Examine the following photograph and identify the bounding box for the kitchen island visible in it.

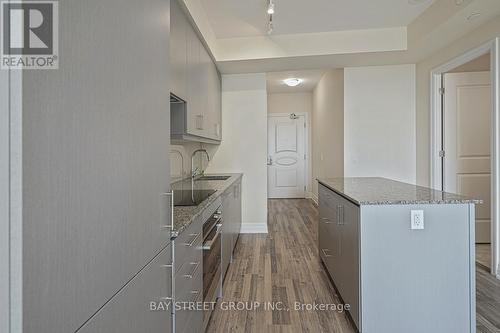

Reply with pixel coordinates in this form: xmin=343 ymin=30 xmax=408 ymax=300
xmin=317 ymin=177 xmax=481 ymax=333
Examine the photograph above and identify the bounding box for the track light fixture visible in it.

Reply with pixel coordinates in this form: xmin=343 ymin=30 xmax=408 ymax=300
xmin=267 ymin=0 xmax=274 ymax=35
xmin=267 ymin=1 xmax=275 ymax=14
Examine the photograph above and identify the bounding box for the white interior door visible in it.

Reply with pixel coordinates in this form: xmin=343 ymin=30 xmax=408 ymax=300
xmin=444 ymin=71 xmax=491 ymax=243
xmin=268 ymin=114 xmax=306 ymax=198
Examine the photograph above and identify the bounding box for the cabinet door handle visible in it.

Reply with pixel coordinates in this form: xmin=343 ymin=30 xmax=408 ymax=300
xmin=189 ymin=290 xmax=200 ymax=302
xmin=337 ymin=205 xmax=342 ymax=225
xmin=184 ymin=232 xmax=201 ymax=247
xmin=162 ymin=191 xmax=174 ymax=231
xmin=196 ymin=115 xmax=204 ymax=130
xmin=321 ymin=248 xmax=332 ymax=257
xmin=183 ymin=262 xmax=200 ymax=279
xmin=321 ymin=217 xmax=332 ymax=224
xmin=340 ymin=205 xmax=344 ymax=225
xmin=160 ymin=263 xmax=173 ymax=300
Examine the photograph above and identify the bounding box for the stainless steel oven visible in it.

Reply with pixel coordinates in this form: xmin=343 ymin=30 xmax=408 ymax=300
xmin=202 ymin=207 xmax=222 ymax=328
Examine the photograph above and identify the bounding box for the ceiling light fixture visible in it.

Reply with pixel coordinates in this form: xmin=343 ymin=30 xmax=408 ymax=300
xmin=268 ymin=21 xmax=273 ymax=35
xmin=283 ymin=78 xmax=302 ymax=87
xmin=267 ymin=1 xmax=275 ymax=15
xmin=267 ymin=0 xmax=274 ymax=35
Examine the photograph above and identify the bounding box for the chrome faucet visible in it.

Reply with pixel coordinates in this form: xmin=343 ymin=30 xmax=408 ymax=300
xmin=191 ymin=149 xmax=210 ymax=178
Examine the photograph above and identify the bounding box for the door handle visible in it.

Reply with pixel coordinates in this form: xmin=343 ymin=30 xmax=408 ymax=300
xmin=267 ymin=156 xmax=273 ymax=165
xmin=321 ymin=217 xmax=332 ymax=224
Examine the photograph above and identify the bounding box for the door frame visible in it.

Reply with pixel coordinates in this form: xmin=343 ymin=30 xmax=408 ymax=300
xmin=267 ymin=112 xmax=310 ymax=198
xmin=430 ymin=38 xmax=500 ymax=278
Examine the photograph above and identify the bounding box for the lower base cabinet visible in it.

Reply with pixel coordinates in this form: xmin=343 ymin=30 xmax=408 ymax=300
xmin=221 ymin=179 xmax=242 ymax=281
xmin=173 ymin=215 xmax=203 ymax=333
xmin=78 ymin=244 xmax=173 ymax=333
xmin=318 ymin=182 xmax=476 ymax=333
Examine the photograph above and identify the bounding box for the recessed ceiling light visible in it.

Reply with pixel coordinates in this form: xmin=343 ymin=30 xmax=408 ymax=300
xmin=455 ymin=0 xmax=464 ymax=5
xmin=283 ymin=78 xmax=302 ymax=87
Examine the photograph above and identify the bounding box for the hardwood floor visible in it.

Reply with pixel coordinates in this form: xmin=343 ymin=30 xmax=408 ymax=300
xmin=207 ymin=199 xmax=355 ymax=333
xmin=477 ymin=264 xmax=500 ymax=333
xmin=476 ymin=244 xmax=492 ymax=270
xmin=206 ymin=199 xmax=500 ymax=333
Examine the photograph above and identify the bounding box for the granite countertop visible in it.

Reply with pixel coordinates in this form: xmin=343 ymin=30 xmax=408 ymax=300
xmin=171 ymin=173 xmax=243 ymax=237
xmin=317 ymin=177 xmax=482 ymax=205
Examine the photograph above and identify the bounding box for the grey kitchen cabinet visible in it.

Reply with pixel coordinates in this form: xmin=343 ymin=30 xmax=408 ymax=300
xmin=318 ymin=180 xmax=476 ymax=332
xmin=170 ymin=0 xmax=187 ymax=99
xmin=221 ymin=190 xmax=233 ymax=279
xmin=233 ymin=180 xmax=242 ymax=252
xmin=173 ymin=214 xmax=203 ymax=333
xmin=78 ymin=244 xmax=173 ymax=333
xmin=186 ymin=20 xmax=203 ymax=137
xmin=199 ymin=44 xmax=212 ymax=137
xmin=16 ymin=0 xmax=173 ymax=332
xmin=221 ymin=179 xmax=242 ymax=281
xmin=170 ymin=0 xmax=222 ymax=144
xmin=318 ymin=184 xmax=360 ymax=328
xmin=207 ymin=61 xmax=222 ymax=140
xmin=336 ymin=197 xmax=360 ymax=329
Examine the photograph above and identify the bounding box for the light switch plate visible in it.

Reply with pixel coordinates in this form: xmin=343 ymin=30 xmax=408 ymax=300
xmin=411 ymin=210 xmax=424 ymax=230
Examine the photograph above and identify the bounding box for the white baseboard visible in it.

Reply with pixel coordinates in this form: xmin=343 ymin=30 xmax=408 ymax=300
xmin=240 ymin=223 xmax=268 ymax=234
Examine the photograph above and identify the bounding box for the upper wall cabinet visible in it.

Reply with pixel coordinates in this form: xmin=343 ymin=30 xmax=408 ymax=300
xmin=170 ymin=0 xmax=187 ymax=99
xmin=170 ymin=0 xmax=221 ymax=144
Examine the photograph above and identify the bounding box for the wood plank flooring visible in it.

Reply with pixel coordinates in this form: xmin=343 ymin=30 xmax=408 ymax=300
xmin=207 ymin=199 xmax=355 ymax=333
xmin=477 ymin=264 xmax=500 ymax=333
xmin=206 ymin=199 xmax=500 ymax=333
xmin=476 ymin=244 xmax=492 ymax=270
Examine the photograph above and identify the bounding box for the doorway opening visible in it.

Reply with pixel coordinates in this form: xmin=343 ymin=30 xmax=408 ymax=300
xmin=267 ymin=113 xmax=309 ymax=199
xmin=430 ymin=39 xmax=500 ymax=278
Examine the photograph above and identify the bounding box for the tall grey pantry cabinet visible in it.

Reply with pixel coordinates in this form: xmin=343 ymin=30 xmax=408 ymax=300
xmin=7 ymin=0 xmax=173 ymax=332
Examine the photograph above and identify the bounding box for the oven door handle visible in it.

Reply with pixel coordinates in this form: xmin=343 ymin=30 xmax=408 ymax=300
xmin=202 ymin=227 xmax=221 ymax=250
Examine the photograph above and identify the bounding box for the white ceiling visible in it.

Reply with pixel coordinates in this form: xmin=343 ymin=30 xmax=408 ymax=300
xmin=266 ymin=69 xmax=326 ymax=93
xmin=200 ymin=0 xmax=435 ymax=38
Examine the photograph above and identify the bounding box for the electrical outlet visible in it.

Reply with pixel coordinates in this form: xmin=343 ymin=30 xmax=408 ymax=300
xmin=411 ymin=210 xmax=424 ymax=230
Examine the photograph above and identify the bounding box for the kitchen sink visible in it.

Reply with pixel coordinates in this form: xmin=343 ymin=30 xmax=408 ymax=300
xmin=196 ymin=175 xmax=231 ymax=181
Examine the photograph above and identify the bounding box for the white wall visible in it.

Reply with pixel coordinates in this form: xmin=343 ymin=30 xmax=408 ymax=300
xmin=267 ymin=92 xmax=313 ymax=198
xmin=344 ymin=65 xmax=416 ymax=184
xmin=311 ymin=70 xmax=345 ymax=201
xmin=205 ymin=73 xmax=268 ymax=233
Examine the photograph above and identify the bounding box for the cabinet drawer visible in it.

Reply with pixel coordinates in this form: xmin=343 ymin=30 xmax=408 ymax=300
xmin=175 ymin=259 xmax=202 ymax=304
xmin=78 ymin=244 xmax=173 ymax=333
xmin=319 ymin=184 xmax=340 ymax=210
xmin=175 ymin=268 xmax=203 ymax=333
xmin=175 ymin=217 xmax=203 ymax=274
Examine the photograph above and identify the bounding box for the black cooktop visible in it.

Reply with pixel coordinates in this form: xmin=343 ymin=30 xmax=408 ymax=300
xmin=173 ymin=189 xmax=216 ymax=206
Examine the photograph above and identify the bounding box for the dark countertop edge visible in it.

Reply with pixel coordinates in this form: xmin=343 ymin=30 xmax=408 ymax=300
xmin=317 ymin=178 xmax=482 ymax=206
xmin=170 ymin=173 xmax=243 ymax=238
